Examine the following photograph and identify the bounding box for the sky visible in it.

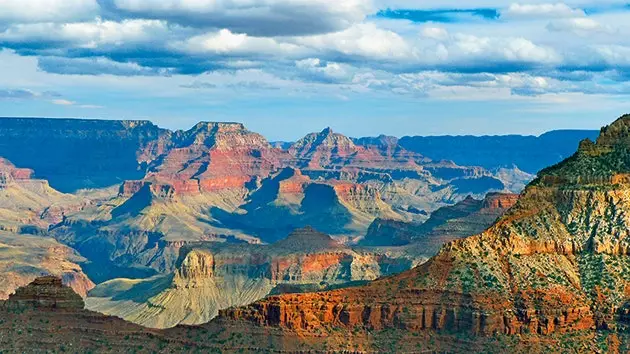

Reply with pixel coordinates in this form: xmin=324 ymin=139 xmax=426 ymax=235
xmin=0 ymin=1 xmax=629 ymax=140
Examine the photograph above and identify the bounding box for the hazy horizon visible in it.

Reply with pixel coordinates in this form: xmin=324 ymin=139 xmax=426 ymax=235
xmin=0 ymin=115 xmax=604 ymax=141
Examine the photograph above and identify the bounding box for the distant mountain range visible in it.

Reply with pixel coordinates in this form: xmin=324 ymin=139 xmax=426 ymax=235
xmin=396 ymin=130 xmax=600 ymax=174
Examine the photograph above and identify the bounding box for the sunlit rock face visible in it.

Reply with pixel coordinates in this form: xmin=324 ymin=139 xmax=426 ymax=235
xmin=85 ymin=226 xmax=414 ymax=328
xmin=216 ymin=115 xmax=630 ymax=350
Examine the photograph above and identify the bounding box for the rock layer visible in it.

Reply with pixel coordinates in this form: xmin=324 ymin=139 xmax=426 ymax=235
xmin=86 ymin=227 xmax=415 ymax=328
xmin=4 ymin=276 xmax=84 ymax=310
xmin=217 ymin=115 xmax=630 ymax=348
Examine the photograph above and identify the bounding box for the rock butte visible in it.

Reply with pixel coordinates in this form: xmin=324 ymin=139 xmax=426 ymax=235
xmin=44 ymin=118 xmax=523 ymax=287
xmin=0 ymin=116 xmax=618 ymax=353
xmin=212 ymin=115 xmax=630 ymax=351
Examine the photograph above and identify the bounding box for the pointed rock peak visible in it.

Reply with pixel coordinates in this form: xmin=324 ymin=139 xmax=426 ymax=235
xmin=0 ymin=157 xmax=15 ymax=168
xmin=320 ymin=127 xmax=333 ymax=136
xmin=290 ymin=127 xmax=357 ymax=157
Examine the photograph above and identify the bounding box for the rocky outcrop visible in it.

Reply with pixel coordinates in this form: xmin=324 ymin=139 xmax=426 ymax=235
xmin=217 ymin=115 xmax=630 ymax=347
xmin=361 ymin=192 xmax=518 ymax=248
xmin=86 ymin=227 xmax=415 ymax=328
xmin=0 ymin=158 xmax=33 ymax=188
xmin=0 ymin=276 xmax=608 ymax=353
xmin=0 ymin=231 xmax=95 ymax=299
xmin=145 ymin=122 xmax=291 ymax=196
xmin=4 ymin=276 xmax=84 ymax=310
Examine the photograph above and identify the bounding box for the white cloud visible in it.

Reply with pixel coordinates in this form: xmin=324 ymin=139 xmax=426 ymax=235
xmin=421 ymin=27 xmax=449 ymax=41
xmin=295 ymin=58 xmax=356 ymax=83
xmin=416 ymin=30 xmax=562 ymax=67
xmin=110 ymin=0 xmax=374 ymax=36
xmin=37 ymin=56 xmax=170 ymax=76
xmin=51 ymin=99 xmax=76 ymax=105
xmin=296 ymin=23 xmax=414 ymax=60
xmin=593 ymin=45 xmax=630 ymax=67
xmin=173 ymin=29 xmax=306 ymax=57
xmin=547 ymin=18 xmax=613 ymax=34
xmin=502 ymin=3 xmax=585 ymax=19
xmin=0 ymin=0 xmax=99 ymax=23
xmin=0 ymin=19 xmax=170 ymax=48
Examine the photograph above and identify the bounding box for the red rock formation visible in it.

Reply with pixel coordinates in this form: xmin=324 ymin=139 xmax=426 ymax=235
xmin=0 ymin=158 xmax=34 ymax=189
xmin=4 ymin=276 xmax=85 ymax=310
xmin=482 ymin=192 xmax=519 ymax=210
xmin=219 ymin=116 xmax=630 ymax=344
xmin=289 ymin=128 xmax=425 ymax=170
xmin=143 ymin=122 xmax=291 ymax=195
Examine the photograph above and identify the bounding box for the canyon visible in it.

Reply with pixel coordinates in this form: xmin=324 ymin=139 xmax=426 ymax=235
xmin=0 ymin=116 xmax=606 ymax=351
xmin=212 ymin=114 xmax=630 ymax=352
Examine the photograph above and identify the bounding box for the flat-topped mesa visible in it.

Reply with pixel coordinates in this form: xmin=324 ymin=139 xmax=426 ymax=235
xmin=354 ymin=134 xmax=429 ymax=163
xmin=4 ymin=276 xmax=84 ymax=310
xmin=274 ymin=226 xmax=342 ymax=252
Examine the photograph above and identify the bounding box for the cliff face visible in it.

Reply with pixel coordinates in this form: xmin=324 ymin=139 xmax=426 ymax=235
xmin=361 ymin=192 xmax=518 ymax=249
xmin=216 ymin=115 xmax=630 ymax=349
xmin=0 ymin=231 xmax=95 ymax=299
xmin=0 ymin=118 xmax=168 ymax=192
xmin=85 ymin=227 xmax=415 ymax=328
xmin=0 ymin=158 xmax=95 ymax=299
xmin=0 ymin=118 xmax=524 ymax=284
xmin=142 ymin=122 xmax=292 ymax=195
xmin=2 ymin=277 xmax=617 ymax=353
xmin=3 ymin=276 xmax=84 ymax=310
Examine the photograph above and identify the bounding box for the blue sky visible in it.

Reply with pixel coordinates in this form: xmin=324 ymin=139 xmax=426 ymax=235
xmin=0 ymin=0 xmax=629 ymax=140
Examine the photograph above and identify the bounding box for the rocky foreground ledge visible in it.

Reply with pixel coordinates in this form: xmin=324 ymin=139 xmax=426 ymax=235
xmin=2 ymin=275 xmax=85 ymax=310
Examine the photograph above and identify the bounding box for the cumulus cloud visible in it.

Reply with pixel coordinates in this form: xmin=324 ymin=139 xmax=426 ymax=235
xmin=412 ymin=30 xmax=562 ymax=72
xmin=421 ymin=26 xmax=449 ymax=41
xmin=104 ymin=0 xmax=373 ymax=36
xmin=0 ymin=0 xmax=99 ymax=23
xmin=173 ymin=29 xmax=305 ymax=57
xmin=296 ymin=23 xmax=413 ymax=61
xmin=0 ymin=0 xmax=628 ymax=100
xmin=0 ymin=19 xmax=171 ymax=48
